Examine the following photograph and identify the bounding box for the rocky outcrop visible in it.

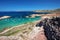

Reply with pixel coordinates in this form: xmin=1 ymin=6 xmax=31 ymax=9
xmin=36 ymin=17 xmax=60 ymax=40
xmin=0 ymin=16 xmax=10 ymax=20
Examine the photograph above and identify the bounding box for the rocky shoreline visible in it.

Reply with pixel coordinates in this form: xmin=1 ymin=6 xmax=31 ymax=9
xmin=0 ymin=12 xmax=60 ymax=40
xmin=29 ymin=13 xmax=60 ymax=40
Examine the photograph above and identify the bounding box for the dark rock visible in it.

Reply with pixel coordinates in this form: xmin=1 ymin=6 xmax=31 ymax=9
xmin=36 ymin=21 xmax=43 ymax=27
xmin=36 ymin=17 xmax=60 ymax=40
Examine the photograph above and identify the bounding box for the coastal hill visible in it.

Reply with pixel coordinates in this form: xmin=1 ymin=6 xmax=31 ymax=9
xmin=34 ymin=8 xmax=60 ymax=12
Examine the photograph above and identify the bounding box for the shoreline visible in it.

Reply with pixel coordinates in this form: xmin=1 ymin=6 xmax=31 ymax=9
xmin=0 ymin=13 xmax=59 ymax=34
xmin=0 ymin=23 xmax=27 ymax=34
xmin=0 ymin=18 xmax=41 ymax=34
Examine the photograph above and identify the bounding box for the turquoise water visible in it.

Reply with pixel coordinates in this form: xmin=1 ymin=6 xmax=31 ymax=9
xmin=0 ymin=16 xmax=41 ymax=31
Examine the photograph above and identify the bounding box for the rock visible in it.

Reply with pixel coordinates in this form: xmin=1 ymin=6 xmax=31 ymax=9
xmin=0 ymin=16 xmax=11 ymax=20
xmin=36 ymin=17 xmax=60 ymax=40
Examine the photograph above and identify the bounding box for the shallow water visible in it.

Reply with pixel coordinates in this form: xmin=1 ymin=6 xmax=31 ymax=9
xmin=0 ymin=11 xmax=49 ymax=31
xmin=0 ymin=16 xmax=41 ymax=31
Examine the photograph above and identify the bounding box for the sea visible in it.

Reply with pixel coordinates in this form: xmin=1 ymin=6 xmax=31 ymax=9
xmin=0 ymin=11 xmax=49 ymax=31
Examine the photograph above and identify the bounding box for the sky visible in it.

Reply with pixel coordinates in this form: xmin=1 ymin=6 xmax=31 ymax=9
xmin=0 ymin=0 xmax=60 ymax=11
